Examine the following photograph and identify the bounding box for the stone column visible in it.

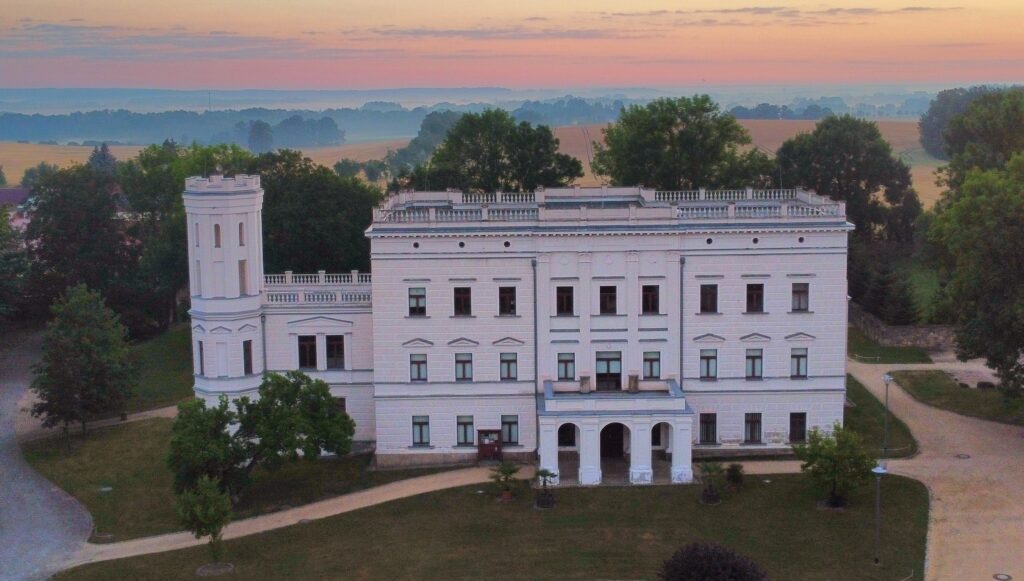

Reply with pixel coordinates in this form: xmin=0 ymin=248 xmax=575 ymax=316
xmin=629 ymin=419 xmax=653 ymax=484
xmin=671 ymin=419 xmax=694 ymax=483
xmin=578 ymin=418 xmax=602 ymax=485
xmin=537 ymin=419 xmax=560 ymax=486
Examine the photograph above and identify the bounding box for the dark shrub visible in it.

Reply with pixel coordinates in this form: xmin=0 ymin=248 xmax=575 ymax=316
xmin=977 ymin=381 xmax=996 ymax=389
xmin=958 ymin=382 xmax=970 ymax=389
xmin=659 ymin=542 xmax=768 ymax=581
xmin=726 ymin=463 xmax=744 ymax=489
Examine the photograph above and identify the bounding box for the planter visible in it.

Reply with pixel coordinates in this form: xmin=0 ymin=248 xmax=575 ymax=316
xmin=700 ymin=488 xmax=722 ymax=506
xmin=195 ymin=562 xmax=235 ymax=577
xmin=500 ymin=489 xmax=514 ymax=502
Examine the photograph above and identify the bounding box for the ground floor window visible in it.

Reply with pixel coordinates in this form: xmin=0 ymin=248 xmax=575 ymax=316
xmin=501 ymin=415 xmax=519 ymax=445
xmin=457 ymin=415 xmax=474 ymax=446
xmin=744 ymin=413 xmax=763 ymax=444
xmin=790 ymin=412 xmax=807 ymax=443
xmin=333 ymin=397 xmax=346 ymax=413
xmin=557 ymin=423 xmax=576 ymax=447
xmin=412 ymin=415 xmax=430 ymax=446
xmin=699 ymin=413 xmax=717 ymax=444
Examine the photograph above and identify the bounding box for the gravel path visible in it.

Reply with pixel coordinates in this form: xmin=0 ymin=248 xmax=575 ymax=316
xmin=0 ymin=329 xmax=92 ymax=581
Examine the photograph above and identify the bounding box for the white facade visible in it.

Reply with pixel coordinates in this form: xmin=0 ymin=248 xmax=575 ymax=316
xmin=186 ymin=177 xmax=852 ymax=485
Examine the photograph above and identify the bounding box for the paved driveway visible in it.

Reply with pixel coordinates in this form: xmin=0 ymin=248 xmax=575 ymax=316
xmin=848 ymin=360 xmax=1024 ymax=581
xmin=0 ymin=329 xmax=92 ymax=581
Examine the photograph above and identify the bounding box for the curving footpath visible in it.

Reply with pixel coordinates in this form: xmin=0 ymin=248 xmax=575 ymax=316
xmin=847 ymin=360 xmax=1024 ymax=581
xmin=0 ymin=330 xmax=92 ymax=581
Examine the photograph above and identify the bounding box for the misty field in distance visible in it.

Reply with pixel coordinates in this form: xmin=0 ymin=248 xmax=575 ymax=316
xmin=0 ymin=119 xmax=943 ymax=206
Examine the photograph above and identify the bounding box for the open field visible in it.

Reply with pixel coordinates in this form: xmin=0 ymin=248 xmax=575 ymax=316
xmin=1 ymin=119 xmax=944 ymax=206
xmin=56 ymin=474 xmax=929 ymax=581
xmin=891 ymin=370 xmax=1024 ymax=426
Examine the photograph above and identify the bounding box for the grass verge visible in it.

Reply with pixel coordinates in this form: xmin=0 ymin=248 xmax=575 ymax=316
xmin=845 ymin=375 xmax=918 ymax=458
xmin=848 ymin=327 xmax=932 ymax=364
xmin=891 ymin=370 xmax=1024 ymax=426
xmin=55 ymin=474 xmax=929 ymax=581
xmin=21 ymin=418 xmax=449 ymax=540
xmin=128 ymin=323 xmax=194 ymax=413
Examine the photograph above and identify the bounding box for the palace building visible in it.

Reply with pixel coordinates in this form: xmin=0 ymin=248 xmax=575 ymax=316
xmin=185 ymin=175 xmax=852 ymax=485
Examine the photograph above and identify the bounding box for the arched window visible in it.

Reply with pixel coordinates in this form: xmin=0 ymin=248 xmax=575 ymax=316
xmin=238 ymin=222 xmax=245 ymax=247
xmin=213 ymin=224 xmax=221 ymax=248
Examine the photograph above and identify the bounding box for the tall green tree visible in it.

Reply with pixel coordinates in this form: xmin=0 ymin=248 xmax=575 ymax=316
xmin=24 ymin=165 xmax=138 ymax=317
xmin=415 ymin=109 xmax=582 ymax=192
xmin=930 ymin=153 xmax=1024 ymax=394
xmin=0 ymin=165 xmax=6 ymax=186
xmin=333 ymin=158 xmax=362 ymax=178
xmin=919 ymin=85 xmax=1002 ymax=159
xmin=168 ymin=372 xmax=355 ymax=498
xmin=385 ymin=110 xmax=463 ymax=175
xmin=249 ymin=150 xmax=380 ymax=273
xmin=793 ymin=423 xmax=875 ymax=507
xmin=777 ymin=115 xmax=919 ymax=242
xmin=0 ymin=212 xmax=27 ymax=319
xmin=87 ymin=143 xmax=119 ymax=177
xmin=592 ymin=95 xmax=774 ymax=190
xmin=942 ymin=89 xmax=1024 ymax=191
xmin=30 ymin=285 xmax=137 ymax=435
xmin=21 ymin=161 xmax=59 ymax=191
xmin=176 ymin=475 xmax=233 ymax=563
xmin=247 ymin=120 xmax=274 ymax=154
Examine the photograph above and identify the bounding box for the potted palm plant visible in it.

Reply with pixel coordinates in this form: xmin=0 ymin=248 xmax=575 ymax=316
xmin=698 ymin=461 xmax=725 ymax=505
xmin=535 ymin=468 xmax=558 ymax=509
xmin=490 ymin=462 xmax=521 ymax=502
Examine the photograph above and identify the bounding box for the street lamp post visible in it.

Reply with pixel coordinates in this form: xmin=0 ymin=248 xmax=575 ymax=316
xmin=872 ymin=463 xmax=888 ymax=566
xmin=882 ymin=373 xmax=893 ymax=458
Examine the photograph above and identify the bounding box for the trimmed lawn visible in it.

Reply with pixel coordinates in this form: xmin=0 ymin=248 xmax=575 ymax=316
xmin=848 ymin=327 xmax=932 ymax=364
xmin=128 ymin=323 xmax=194 ymax=413
xmin=21 ymin=418 xmax=449 ymax=540
xmin=845 ymin=375 xmax=918 ymax=458
xmin=891 ymin=370 xmax=1024 ymax=426
xmin=56 ymin=474 xmax=929 ymax=581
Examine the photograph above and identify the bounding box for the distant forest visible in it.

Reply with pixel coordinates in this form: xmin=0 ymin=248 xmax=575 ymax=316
xmin=0 ymin=94 xmax=931 ymax=147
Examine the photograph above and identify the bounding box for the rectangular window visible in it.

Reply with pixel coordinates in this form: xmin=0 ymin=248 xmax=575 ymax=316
xmin=746 ymin=283 xmax=765 ymax=313
xmin=745 ymin=348 xmax=763 ymax=379
xmin=412 ymin=415 xmax=430 ymax=446
xmin=642 ymin=351 xmax=661 ymax=380
xmin=791 ymin=347 xmax=808 ymax=378
xmin=555 ymin=286 xmax=574 ymax=316
xmin=790 ymin=412 xmax=807 ymax=443
xmin=457 ymin=415 xmax=474 ymax=446
xmin=213 ymin=223 xmax=221 ymax=248
xmin=557 ymin=353 xmax=575 ymax=380
xmin=455 ymin=353 xmax=473 ymax=381
xmin=238 ymin=260 xmax=248 ymax=296
xmin=501 ymin=415 xmax=519 ymax=445
xmin=194 ymin=223 xmax=200 ymax=247
xmin=326 ymin=335 xmax=345 ymax=370
xmin=242 ymin=340 xmax=253 ymax=375
xmin=197 ymin=341 xmax=205 ymax=376
xmin=699 ymin=413 xmax=717 ymax=445
xmin=500 ymin=352 xmax=518 ymax=381
xmin=195 ymin=260 xmax=202 ymax=294
xmin=454 ymin=287 xmax=472 ymax=316
xmin=699 ymin=349 xmax=718 ymax=380
xmin=238 ymin=222 xmax=245 ymax=247
xmin=595 ymin=351 xmax=622 ymax=390
xmin=410 ymin=354 xmax=428 ymax=382
xmin=333 ymin=397 xmax=346 ymax=413
xmin=699 ymin=284 xmax=718 ymax=314
xmin=298 ymin=335 xmax=317 ymax=369
xmin=599 ymin=286 xmax=617 ymax=315
xmin=498 ymin=286 xmax=517 ymax=316
xmin=641 ymin=285 xmax=660 ymax=315
xmin=792 ymin=283 xmax=810 ymax=312
xmin=408 ymin=287 xmax=426 ymax=317
xmin=744 ymin=413 xmax=763 ymax=444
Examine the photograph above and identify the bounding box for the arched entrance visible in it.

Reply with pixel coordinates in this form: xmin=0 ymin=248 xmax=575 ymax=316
xmin=557 ymin=423 xmax=581 ymax=485
xmin=600 ymin=422 xmax=631 ymax=485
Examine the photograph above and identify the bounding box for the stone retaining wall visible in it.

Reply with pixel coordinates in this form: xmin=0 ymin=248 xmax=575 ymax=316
xmin=849 ymin=302 xmax=955 ymax=351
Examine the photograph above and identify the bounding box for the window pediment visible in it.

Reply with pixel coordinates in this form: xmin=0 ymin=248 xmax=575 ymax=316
xmin=286 ymin=316 xmax=354 ymax=329
xmin=447 ymin=337 xmax=480 ymax=347
xmin=492 ymin=337 xmax=525 ymax=346
xmin=785 ymin=332 xmax=816 ymax=341
xmin=693 ymin=333 xmax=725 ymax=343
xmin=402 ymin=338 xmax=434 ymax=348
xmin=740 ymin=332 xmax=771 ymax=342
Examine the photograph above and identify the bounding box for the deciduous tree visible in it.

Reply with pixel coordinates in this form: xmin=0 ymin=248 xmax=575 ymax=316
xmin=30 ymin=285 xmax=136 ymax=436
xmin=919 ymin=85 xmax=1002 ymax=159
xmin=176 ymin=475 xmax=233 ymax=563
xmin=592 ymin=95 xmax=774 ymax=190
xmin=793 ymin=423 xmax=874 ymax=507
xmin=0 ymin=214 xmax=27 ymax=319
xmin=943 ymin=89 xmax=1024 ymax=191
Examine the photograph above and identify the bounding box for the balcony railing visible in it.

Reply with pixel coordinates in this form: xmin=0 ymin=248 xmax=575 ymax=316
xmin=265 ymin=290 xmax=372 ymax=305
xmin=264 ymin=271 xmax=372 ymax=286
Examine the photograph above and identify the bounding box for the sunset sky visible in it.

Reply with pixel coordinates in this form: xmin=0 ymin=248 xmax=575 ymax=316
xmin=2 ymin=0 xmax=1022 ymax=88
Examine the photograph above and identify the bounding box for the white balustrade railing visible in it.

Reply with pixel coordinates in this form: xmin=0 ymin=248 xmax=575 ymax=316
xmin=436 ymin=208 xmax=482 ymax=222
xmin=488 ymin=208 xmax=538 ymax=221
xmin=265 ymin=290 xmax=371 ymax=305
xmin=501 ymin=192 xmax=535 ymax=203
xmin=677 ymin=205 xmax=729 ymax=219
xmin=264 ymin=271 xmax=372 ymax=287
xmin=462 ymin=192 xmax=497 ymax=204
